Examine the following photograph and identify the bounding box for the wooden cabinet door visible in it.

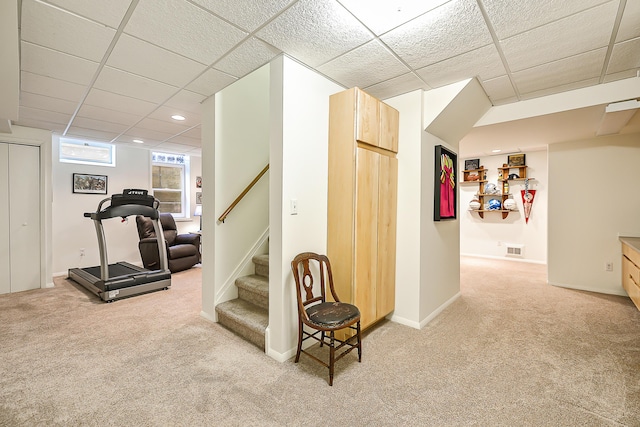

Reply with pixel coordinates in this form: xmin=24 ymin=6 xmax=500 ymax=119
xmin=355 ymin=89 xmax=379 ymax=147
xmin=379 ymin=102 xmax=399 ymax=153
xmin=376 ymin=155 xmax=397 ymax=318
xmin=354 ymin=147 xmax=379 ymax=327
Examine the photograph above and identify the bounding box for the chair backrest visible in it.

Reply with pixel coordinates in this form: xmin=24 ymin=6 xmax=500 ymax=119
xmin=291 ymin=252 xmax=341 ymax=320
xmin=136 ymin=213 xmax=177 ymax=246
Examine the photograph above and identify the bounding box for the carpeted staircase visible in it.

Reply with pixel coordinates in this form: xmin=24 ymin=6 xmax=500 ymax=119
xmin=215 ymin=254 xmax=269 ymax=350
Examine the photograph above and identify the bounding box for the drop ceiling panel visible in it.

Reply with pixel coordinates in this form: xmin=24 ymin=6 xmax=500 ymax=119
xmin=93 ymin=66 xmax=178 ymax=104
xmin=607 ymin=39 xmax=640 ymax=75
xmin=148 ymin=106 xmax=201 ymax=128
xmin=191 ymin=0 xmax=294 ymax=32
xmin=19 ymin=92 xmax=77 ymax=115
xmin=363 ymin=72 xmax=430 ymax=100
xmin=380 ymin=0 xmax=493 ymax=70
xmin=21 ymin=0 xmax=116 ymax=62
xmin=164 ymin=90 xmax=206 ymax=114
xmin=136 ymin=117 xmax=190 ymax=135
xmin=256 ymin=0 xmax=373 ymax=67
xmin=106 ymin=34 xmax=208 ymax=87
xmin=416 ymin=44 xmax=506 ymax=88
xmin=118 ymin=127 xmax=177 ymax=144
xmin=501 ymin=2 xmax=618 ymax=72
xmin=152 ymin=141 xmax=197 ymax=154
xmin=17 ymin=118 xmax=66 ymax=133
xmin=19 ymin=106 xmax=70 ymax=125
xmin=84 ymin=88 xmax=157 ymax=117
xmin=45 ymin=0 xmax=132 ymax=29
xmin=180 ymin=126 xmax=201 ymax=140
xmin=603 ymin=69 xmax=639 ymax=83
xmin=338 ymin=0 xmax=450 ymax=35
xmin=21 ymin=71 xmax=86 ymax=102
xmin=186 ymin=68 xmax=237 ymax=97
xmin=125 ymin=0 xmax=247 ymax=65
xmin=481 ymin=0 xmax=608 ymax=40
xmin=21 ymin=42 xmax=99 ymax=86
xmin=318 ymin=40 xmax=409 ymax=89
xmin=76 ymin=104 xmax=142 ymax=127
xmin=67 ymin=126 xmax=120 ymax=142
xmin=166 ymin=134 xmax=201 ymax=147
xmin=71 ymin=116 xmax=130 ymax=135
xmin=481 ymin=75 xmax=517 ymax=104
xmin=214 ymin=38 xmax=281 ymax=78
xmin=616 ymin=0 xmax=640 ymax=42
xmin=513 ymin=49 xmax=606 ymax=95
xmin=520 ymin=77 xmax=599 ymax=101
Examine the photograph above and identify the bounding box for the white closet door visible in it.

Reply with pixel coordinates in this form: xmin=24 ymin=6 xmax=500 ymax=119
xmin=0 ymin=144 xmax=9 ymax=294
xmin=8 ymin=144 xmax=40 ymax=292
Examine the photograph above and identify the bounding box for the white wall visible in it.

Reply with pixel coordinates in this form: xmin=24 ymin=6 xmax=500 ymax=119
xmin=548 ymin=133 xmax=640 ymax=296
xmin=52 ymin=136 xmax=201 ymax=275
xmin=267 ymin=56 xmax=343 ymax=360
xmin=460 ymin=149 xmax=548 ymax=263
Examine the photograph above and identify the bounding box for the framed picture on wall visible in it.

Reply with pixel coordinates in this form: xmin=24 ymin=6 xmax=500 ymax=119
xmin=508 ymin=153 xmax=526 ymax=166
xmin=196 ymin=176 xmax=202 ymax=188
xmin=434 ymin=145 xmax=457 ymax=221
xmin=72 ymin=173 xmax=108 ymax=194
xmin=464 ymin=158 xmax=479 ymax=171
xmin=196 ymin=192 xmax=202 ymax=204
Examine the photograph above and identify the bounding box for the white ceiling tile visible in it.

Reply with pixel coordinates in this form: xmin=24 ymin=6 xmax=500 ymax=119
xmin=180 ymin=126 xmax=201 ymax=140
xmin=21 ymin=42 xmax=99 ymax=86
xmin=93 ymin=66 xmax=178 ymax=104
xmin=107 ymin=34 xmax=208 ymax=87
xmin=71 ymin=116 xmax=130 ymax=135
xmin=20 ymin=92 xmax=77 ymax=115
xmin=21 ymin=0 xmax=116 ymax=62
xmin=166 ymin=134 xmax=201 ymax=147
xmin=363 ymin=72 xmax=430 ymax=100
xmin=603 ymin=69 xmax=639 ymax=83
xmin=66 ymin=126 xmax=120 ymax=142
xmin=186 ymin=68 xmax=237 ymax=97
xmin=84 ymin=88 xmax=157 ymax=117
xmin=191 ymin=0 xmax=294 ymax=32
xmin=256 ymin=0 xmax=373 ymax=67
xmin=513 ymin=49 xmax=606 ymax=95
xmin=19 ymin=106 xmax=70 ymax=125
xmin=617 ymin=0 xmax=640 ymax=42
xmin=481 ymin=75 xmax=516 ymax=103
xmin=136 ymin=117 xmax=190 ymax=135
xmin=519 ymin=77 xmax=599 ymax=101
xmin=21 ymin=71 xmax=86 ymax=102
xmin=482 ymin=0 xmax=609 ymax=40
xmin=120 ymin=127 xmax=177 ymax=143
xmin=214 ymin=38 xmax=281 ymax=78
xmin=15 ymin=117 xmax=66 ymax=133
xmin=76 ymin=104 xmax=143 ymax=127
xmin=148 ymin=106 xmax=201 ymax=128
xmin=164 ymin=90 xmax=206 ymax=114
xmin=501 ymin=2 xmax=618 ymax=72
xmin=416 ymin=44 xmax=506 ymax=88
xmin=380 ymin=0 xmax=493 ymax=69
xmin=318 ymin=40 xmax=410 ymax=89
xmin=125 ymin=0 xmax=247 ymax=65
xmin=44 ymin=0 xmax=132 ymax=28
xmin=151 ymin=141 xmax=198 ymax=154
xmin=338 ymin=0 xmax=449 ymax=35
xmin=607 ymin=38 xmax=640 ymax=74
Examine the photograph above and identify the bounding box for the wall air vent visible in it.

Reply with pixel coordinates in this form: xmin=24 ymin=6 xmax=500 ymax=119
xmin=506 ymin=244 xmax=524 ymax=257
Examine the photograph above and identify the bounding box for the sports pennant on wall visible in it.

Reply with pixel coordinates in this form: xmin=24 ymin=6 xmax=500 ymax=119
xmin=520 ymin=179 xmax=536 ymax=224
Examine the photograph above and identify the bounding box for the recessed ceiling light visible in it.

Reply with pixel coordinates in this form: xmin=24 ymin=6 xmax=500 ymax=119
xmin=171 ymin=115 xmax=186 ymax=121
xmin=133 ymin=139 xmax=144 ymax=144
xmin=492 ymin=149 xmax=502 ymax=153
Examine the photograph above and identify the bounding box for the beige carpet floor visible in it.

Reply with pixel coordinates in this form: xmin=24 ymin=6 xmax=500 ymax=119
xmin=1 ymin=258 xmax=639 ymax=426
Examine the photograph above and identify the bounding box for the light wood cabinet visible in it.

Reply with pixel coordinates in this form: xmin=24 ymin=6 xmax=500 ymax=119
xmin=620 ymin=238 xmax=640 ymax=310
xmin=327 ymin=87 xmax=399 ymax=331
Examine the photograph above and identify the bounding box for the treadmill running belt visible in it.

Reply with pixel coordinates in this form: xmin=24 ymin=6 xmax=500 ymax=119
xmin=84 ymin=263 xmax=141 ymax=279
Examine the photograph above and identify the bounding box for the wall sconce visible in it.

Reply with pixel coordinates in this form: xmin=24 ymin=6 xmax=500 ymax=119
xmin=596 ymin=99 xmax=640 ymax=136
xmin=194 ymin=205 xmax=202 ymax=231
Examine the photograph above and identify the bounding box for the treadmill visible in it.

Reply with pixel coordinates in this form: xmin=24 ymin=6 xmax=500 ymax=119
xmin=68 ymin=189 xmax=171 ymax=302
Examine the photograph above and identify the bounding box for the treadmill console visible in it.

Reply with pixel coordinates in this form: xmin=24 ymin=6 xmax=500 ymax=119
xmin=111 ymin=189 xmax=155 ymax=207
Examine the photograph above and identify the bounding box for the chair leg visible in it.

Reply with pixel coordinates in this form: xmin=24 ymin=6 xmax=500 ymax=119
xmin=329 ymin=331 xmax=335 ymax=386
xmin=320 ymin=331 xmax=325 ymax=347
xmin=356 ymin=321 xmax=362 ymax=362
xmin=295 ymin=321 xmax=303 ymax=363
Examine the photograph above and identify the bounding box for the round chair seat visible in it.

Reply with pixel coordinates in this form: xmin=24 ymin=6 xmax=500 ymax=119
xmin=306 ymin=302 xmax=360 ymax=329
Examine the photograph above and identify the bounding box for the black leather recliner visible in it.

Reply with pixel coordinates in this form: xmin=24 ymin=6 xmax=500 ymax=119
xmin=136 ymin=213 xmax=201 ymax=273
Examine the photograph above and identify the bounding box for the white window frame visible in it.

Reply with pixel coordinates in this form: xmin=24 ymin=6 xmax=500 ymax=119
xmin=151 ymin=152 xmax=190 ymax=218
xmin=59 ymin=137 xmax=116 ymax=167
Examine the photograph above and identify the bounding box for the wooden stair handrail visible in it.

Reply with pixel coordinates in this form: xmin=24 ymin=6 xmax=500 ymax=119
xmin=218 ymin=164 xmax=269 ymax=223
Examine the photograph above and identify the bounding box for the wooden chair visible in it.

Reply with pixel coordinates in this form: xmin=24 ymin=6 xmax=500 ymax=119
xmin=291 ymin=252 xmax=362 ymax=386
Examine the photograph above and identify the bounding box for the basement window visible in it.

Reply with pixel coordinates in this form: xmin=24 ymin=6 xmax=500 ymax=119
xmin=59 ymin=138 xmax=116 ymax=167
xmin=151 ymin=152 xmax=190 ymax=218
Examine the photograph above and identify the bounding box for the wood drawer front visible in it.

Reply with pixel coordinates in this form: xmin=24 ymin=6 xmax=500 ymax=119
xmin=622 ymin=243 xmax=640 ymax=268
xmin=622 ymin=256 xmax=640 ymax=309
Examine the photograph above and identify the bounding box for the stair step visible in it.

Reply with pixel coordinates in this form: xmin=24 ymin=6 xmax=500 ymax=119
xmin=236 ymin=274 xmax=269 ymax=310
xmin=253 ymin=254 xmax=269 ymax=278
xmin=216 ymin=299 xmax=268 ymax=350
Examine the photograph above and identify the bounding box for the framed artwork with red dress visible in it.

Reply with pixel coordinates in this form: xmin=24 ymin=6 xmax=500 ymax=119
xmin=434 ymin=145 xmax=457 ymax=221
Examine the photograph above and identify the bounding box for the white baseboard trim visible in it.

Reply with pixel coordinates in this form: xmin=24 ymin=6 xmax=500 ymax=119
xmin=388 ymin=314 xmax=421 ymax=329
xmin=461 ymin=253 xmax=546 ymax=265
xmin=419 ymin=291 xmax=461 ymax=329
xmin=548 ymin=281 xmax=627 ymax=297
xmin=200 ymin=310 xmax=218 ymax=323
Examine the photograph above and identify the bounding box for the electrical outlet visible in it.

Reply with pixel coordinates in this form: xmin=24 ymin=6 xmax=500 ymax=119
xmin=290 ymin=199 xmax=298 ymax=215
xmin=80 ymin=248 xmax=85 ymax=257
xmin=605 ymin=261 xmax=613 ymax=271
xmin=497 ymin=241 xmax=502 ymax=246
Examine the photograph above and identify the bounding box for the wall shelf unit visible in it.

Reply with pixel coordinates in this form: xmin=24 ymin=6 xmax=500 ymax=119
xmin=467 ymin=163 xmax=531 ymax=220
